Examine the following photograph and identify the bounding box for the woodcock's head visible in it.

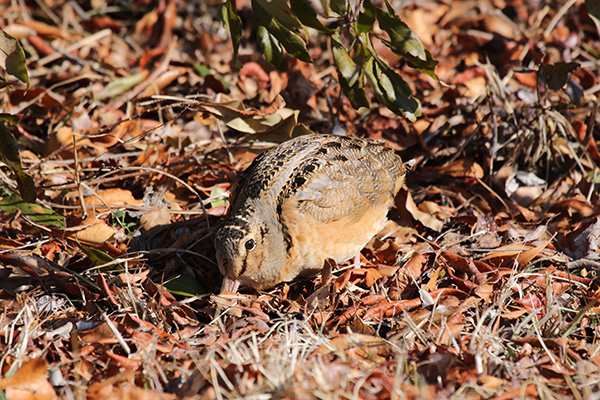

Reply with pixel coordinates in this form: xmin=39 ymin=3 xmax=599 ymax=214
xmin=214 ymin=210 xmax=286 ymax=292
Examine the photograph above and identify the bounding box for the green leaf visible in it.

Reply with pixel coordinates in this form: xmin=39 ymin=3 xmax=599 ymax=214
xmin=254 ymin=0 xmax=305 ymax=33
xmin=352 ymin=40 xmax=370 ymax=68
xmin=0 ymin=31 xmax=30 ymax=90
xmin=541 ymin=62 xmax=580 ymax=91
xmin=365 ymin=0 xmax=426 ymax=61
xmin=329 ymin=0 xmax=346 ymax=16
xmin=364 ymin=57 xmax=420 ymax=121
xmin=193 ymin=64 xmax=231 ymax=90
xmin=210 ymin=185 xmax=227 ymax=208
xmin=253 ymin=0 xmax=312 ymax=63
xmin=0 ymin=113 xmax=21 ymax=124
xmin=163 ymin=275 xmax=206 ymax=297
xmin=0 ymin=122 xmax=22 ymax=171
xmin=404 ymin=49 xmax=439 ymax=80
xmin=14 ymin=169 xmax=36 ymax=204
xmin=256 ymin=25 xmax=284 ymax=66
xmin=194 ymin=63 xmax=211 ymax=77
xmin=0 ymin=193 xmax=64 ymax=228
xmin=77 ymin=239 xmax=114 ymax=267
xmin=355 ymin=6 xmax=375 ymax=34
xmin=332 ymin=32 xmax=370 ymax=109
xmin=332 ymin=31 xmax=360 ymax=87
xmin=338 ymin=73 xmax=370 ymax=109
xmin=94 ymin=73 xmax=146 ymax=101
xmin=0 ymin=79 xmax=11 ymax=89
xmin=0 ymin=122 xmax=36 ymax=202
xmin=382 ymin=0 xmax=395 ymax=15
xmin=586 ymin=0 xmax=600 ymax=34
xmin=582 ymin=42 xmax=600 ymax=60
xmin=218 ymin=0 xmax=243 ymax=62
xmin=269 ymin=19 xmax=312 ymax=62
xmin=290 ymin=0 xmax=333 ymax=33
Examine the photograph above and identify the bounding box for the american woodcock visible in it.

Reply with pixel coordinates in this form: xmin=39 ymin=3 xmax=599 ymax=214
xmin=214 ymin=134 xmax=413 ymax=291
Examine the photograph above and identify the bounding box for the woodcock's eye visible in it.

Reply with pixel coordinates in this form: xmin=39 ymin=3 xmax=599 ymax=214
xmin=244 ymin=239 xmax=256 ymax=251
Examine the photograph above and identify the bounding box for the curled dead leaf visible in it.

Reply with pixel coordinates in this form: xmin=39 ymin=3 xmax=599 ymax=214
xmin=85 ymin=188 xmax=144 ymax=208
xmin=405 ymin=190 xmax=444 ymax=231
xmin=481 ymin=241 xmax=551 ymax=268
xmin=441 ymin=158 xmax=485 ymax=179
xmin=140 ymin=205 xmax=172 ymax=231
xmin=0 ymin=357 xmax=57 ymax=400
xmin=69 ymin=217 xmax=117 ymax=244
xmin=316 ymin=333 xmax=394 ymax=365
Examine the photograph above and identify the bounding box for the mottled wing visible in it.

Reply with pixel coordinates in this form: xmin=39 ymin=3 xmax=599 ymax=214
xmin=227 ymin=151 xmax=266 ymax=211
xmin=282 ymin=136 xmax=407 ymax=224
xmin=228 ymin=135 xmax=329 ymax=211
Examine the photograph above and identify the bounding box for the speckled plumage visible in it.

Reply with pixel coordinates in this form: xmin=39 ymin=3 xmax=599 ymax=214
xmin=215 ymin=134 xmax=413 ymax=291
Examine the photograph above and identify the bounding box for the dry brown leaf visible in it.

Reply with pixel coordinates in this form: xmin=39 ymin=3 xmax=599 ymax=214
xmin=348 ymin=317 xmax=376 ymax=335
xmin=317 ymin=334 xmax=394 ymax=362
xmin=3 ymin=1 xmax=600 ymax=398
xmin=18 ymin=19 xmax=74 ymax=39
xmin=396 ymin=253 xmax=429 ymax=292
xmin=516 ymin=241 xmax=551 ymax=267
xmin=70 ymin=217 xmax=117 ymax=244
xmin=483 ymin=15 xmax=517 ymax=39
xmin=140 ymin=206 xmax=172 ymax=231
xmin=481 ymin=242 xmax=551 ymax=267
xmin=479 ymin=376 xmax=507 ymax=390
xmin=501 ymin=308 xmax=527 ymax=319
xmin=76 ymin=322 xmax=120 ymax=345
xmin=109 ymin=269 xmax=150 ymax=285
xmin=87 ymin=371 xmax=172 ymax=400
xmin=442 ymin=159 xmax=485 ymax=179
xmin=137 ymin=67 xmax=187 ymax=98
xmin=364 ymin=268 xmax=383 ymax=287
xmin=461 ymin=76 xmax=487 ymax=99
xmin=474 ymin=283 xmax=493 ymax=302
xmin=0 ymin=358 xmax=57 ymax=400
xmin=85 ymin=188 xmax=144 ymax=207
xmin=405 ymin=190 xmax=444 ymax=231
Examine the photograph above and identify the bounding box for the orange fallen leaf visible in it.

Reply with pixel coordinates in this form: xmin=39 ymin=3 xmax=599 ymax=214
xmin=106 ymin=350 xmax=142 ymax=370
xmin=501 ymin=308 xmax=527 ymax=319
xmin=140 ymin=205 xmax=172 ymax=230
xmin=481 ymin=242 xmax=551 ymax=267
xmin=364 ymin=268 xmax=383 ymax=287
xmin=138 ymin=67 xmax=187 ymax=98
xmin=85 ymin=188 xmax=144 ymax=207
xmin=516 ymin=241 xmax=551 ymax=267
xmin=70 ymin=217 xmax=117 ymax=244
xmin=0 ymin=358 xmax=57 ymax=400
xmin=489 ymin=384 xmax=537 ymax=400
xmin=514 ymin=71 xmax=537 ymax=87
xmin=405 ymin=190 xmax=444 ymax=231
xmin=77 ymin=322 xmax=121 ymax=345
xmin=518 ymin=293 xmax=544 ymax=318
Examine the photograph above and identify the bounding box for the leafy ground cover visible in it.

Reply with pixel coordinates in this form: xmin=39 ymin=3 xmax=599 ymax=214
xmin=1 ymin=0 xmax=600 ymax=399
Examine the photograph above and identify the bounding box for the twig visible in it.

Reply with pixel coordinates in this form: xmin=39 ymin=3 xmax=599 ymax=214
xmin=38 ymin=29 xmax=112 ymax=66
xmin=543 ymin=0 xmax=577 ymax=38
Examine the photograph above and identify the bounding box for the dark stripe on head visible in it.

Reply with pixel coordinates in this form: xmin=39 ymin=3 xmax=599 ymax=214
xmin=275 ymin=196 xmax=293 ymax=253
xmin=282 ymin=225 xmax=293 ymax=253
xmin=239 ymin=255 xmax=248 ymax=277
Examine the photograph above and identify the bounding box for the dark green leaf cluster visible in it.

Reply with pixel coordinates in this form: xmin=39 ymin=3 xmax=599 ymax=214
xmin=219 ymin=0 xmax=438 ymax=121
xmin=0 ymin=31 xmax=35 ymax=203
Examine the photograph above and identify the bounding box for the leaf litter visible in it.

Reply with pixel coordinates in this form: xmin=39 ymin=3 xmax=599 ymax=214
xmin=0 ymin=0 xmax=600 ymax=399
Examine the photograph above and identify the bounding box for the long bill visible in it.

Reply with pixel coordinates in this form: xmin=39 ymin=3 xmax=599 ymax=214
xmin=220 ymin=275 xmax=241 ymax=294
